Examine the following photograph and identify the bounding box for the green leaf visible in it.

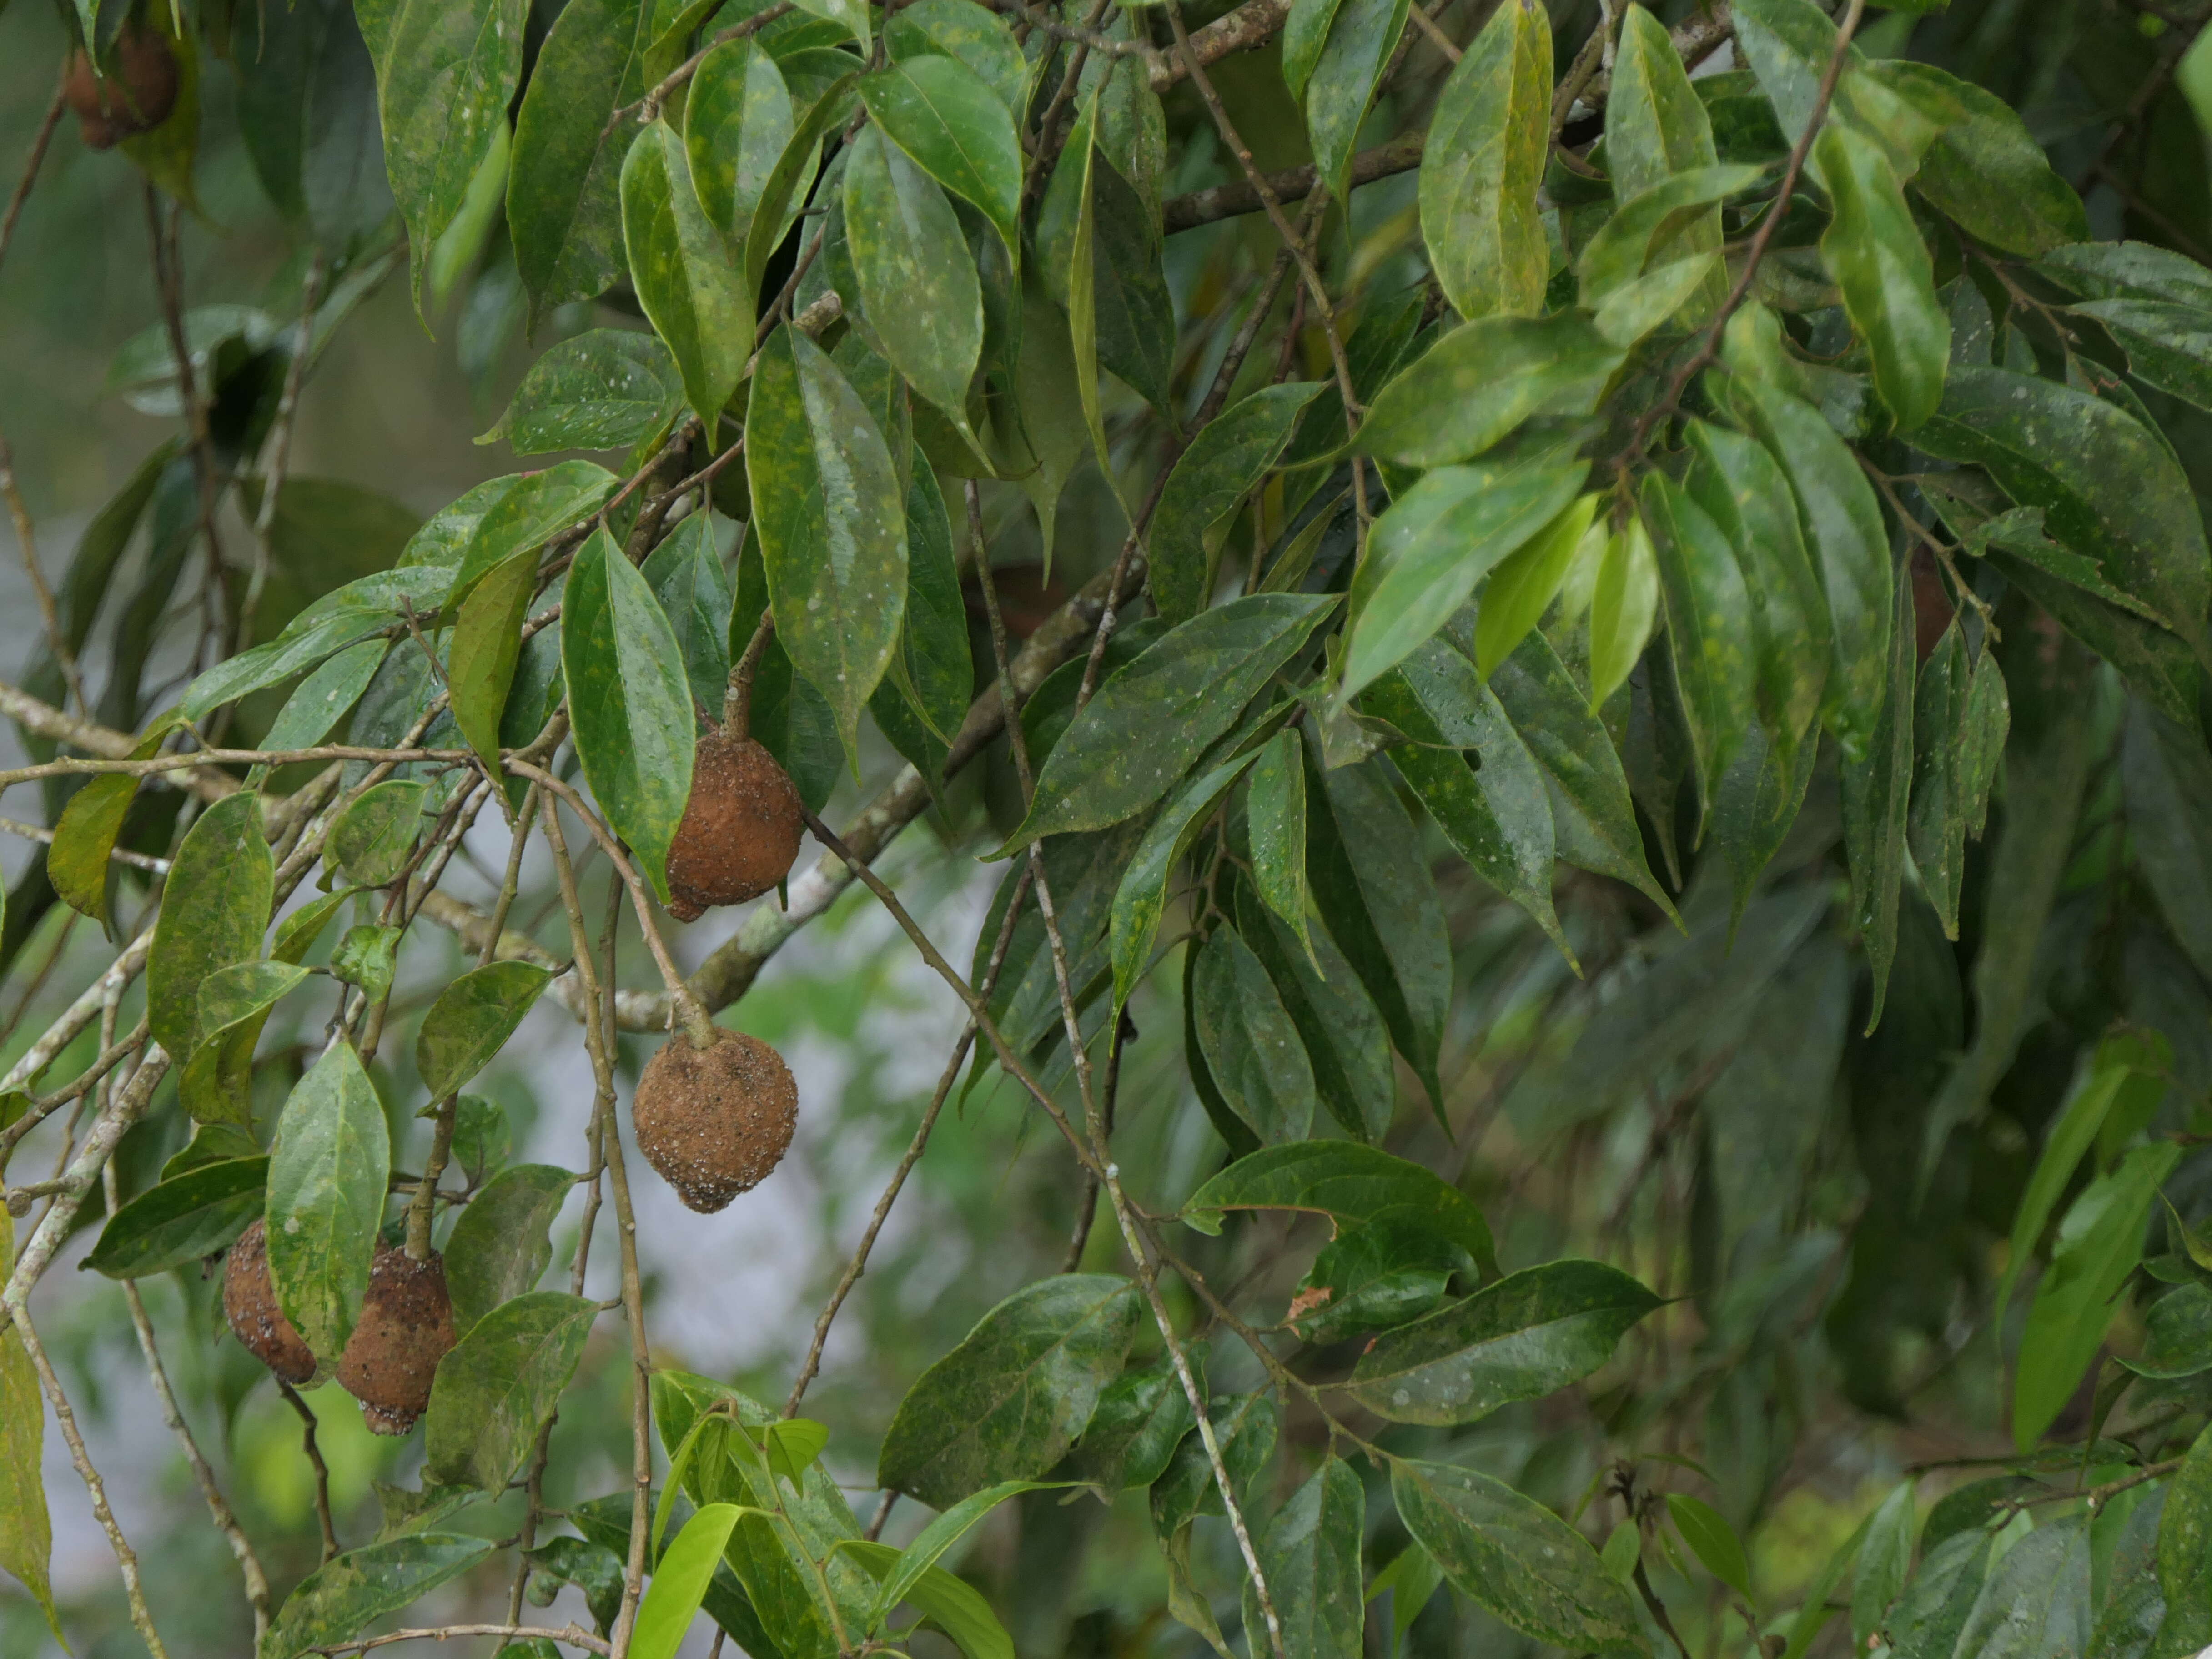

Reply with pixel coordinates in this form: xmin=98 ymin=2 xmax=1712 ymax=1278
xmin=1061 ymin=1354 xmax=1196 ymax=1490
xmin=639 ymin=513 xmax=734 ymax=722
xmin=1815 ymin=123 xmax=1948 ymax=431
xmin=1151 ymin=383 xmax=1327 ymax=624
xmin=1588 ymin=515 xmax=1660 ymax=712
xmin=1883 ymin=1529 xmax=1991 ymax=1659
xmin=867 ymin=1480 xmax=1066 ymax=1628
xmin=451 ymin=462 xmax=620 ymax=605
xmin=1669 ymin=1492 xmax=1755 ymax=1605
xmin=841 ymin=1538 xmax=1011 ymax=1659
xmin=1343 ymin=447 xmax=1589 ymax=703
xmin=260 ymin=1533 xmax=495 ymax=1659
xmin=1151 ymin=1392 xmax=1278 ymax=1538
xmin=486 ymin=330 xmax=684 ymax=454
xmin=1107 ymin=753 xmax=1257 ymax=1012
xmin=330 ymin=926 xmax=401 ymax=1005
xmin=872 ymin=453 xmax=968 ymax=766
xmin=1717 ymin=368 xmax=1892 ymax=759
xmin=2039 ymin=241 xmax=2212 ymax=308
xmin=623 ymin=119 xmax=751 ymax=421
xmin=1192 ymin=927 xmax=1317 ymax=1144
xmin=0 ymin=1212 xmax=58 ymax=1646
xmin=1083 ymin=146 xmax=1178 ymax=422
xmin=1343 ymin=1259 xmax=1657 ymax=1424
xmin=1838 ymin=559 xmax=1915 ymax=1028
xmin=1305 ymin=0 xmax=1408 ymax=201
xmin=1474 ymin=494 xmax=1599 ymax=678
xmin=790 ymin=0 xmax=871 ymax=53
xmin=1244 ymin=1458 xmax=1365 ymax=1659
xmin=1184 ymin=1141 xmax=1494 ymax=1277
xmin=2071 ymin=298 xmax=2212 ymax=414
xmin=684 ymin=40 xmax=795 ymax=251
xmin=448 ymin=548 xmax=538 ymax=778
xmin=444 ymin=1163 xmax=574 ymax=1336
xmin=1392 ymin=1458 xmax=1644 ymax=1654
xmin=2159 ymin=1425 xmax=2212 ymax=1651
xmin=1915 ymin=367 xmax=2210 ymax=655
xmin=563 ymin=528 xmax=697 ymax=900
xmin=50 ymin=712 xmax=183 ymax=930
xmin=2121 ymin=1283 xmax=2212 ymax=1379
xmin=1577 ymin=163 xmax=1766 ymax=312
xmin=860 ymin=55 xmax=1023 ymax=264
xmin=1282 ymin=0 xmax=1347 ymax=103
xmin=878 ymin=1275 xmax=1140 ymax=1509
xmin=147 ymin=791 xmax=272 ymax=1061
xmin=181 ymin=961 xmax=314 ymax=1126
xmin=1230 ymin=877 xmax=1398 ymax=1145
xmin=1358 ymin=312 xmax=1624 ymax=470
xmin=1003 ymin=594 xmax=1336 ymax=851
xmin=161 ymin=1123 xmax=264 ymax=1181
xmin=261 ymin=638 xmax=391 ymax=754
xmin=1246 ymin=729 xmax=1314 ymax=959
xmin=2127 ymin=703 xmax=2212 ymax=984
xmin=358 ymin=0 xmax=526 ymax=308
xmin=423 ymin=1291 xmax=598 ymax=1491
xmin=266 ymin=1042 xmax=392 ymax=1364
xmin=885 ymin=0 xmax=1028 ymax=119
xmin=84 ymin=1156 xmax=268 ymax=1279
xmin=1850 ymin=1481 xmax=1917 ymax=1651
xmin=272 ymin=889 xmax=362 ymax=967
xmin=329 ymin=779 xmax=430 ymax=888
xmin=1887 ymin=62 xmax=2088 ymax=256
xmin=742 ymin=71 xmax=861 ymax=302
xmin=843 ymin=125 xmax=984 ymax=434
xmin=415 ymin=960 xmax=553 ymax=1101
xmin=1952 ymin=1516 xmax=2091 ymax=1659
xmin=745 ymin=326 xmax=909 ymax=765
xmin=1643 ymin=471 xmax=1757 ymax=805
xmin=633 ymin=1504 xmax=746 ymax=1659
xmin=1419 ymin=0 xmax=1550 ymax=321
xmin=1907 ymin=628 xmax=2008 ymax=938
xmin=506 ymin=0 xmax=662 ymax=325
xmin=2015 ymin=1142 xmax=2182 ymax=1449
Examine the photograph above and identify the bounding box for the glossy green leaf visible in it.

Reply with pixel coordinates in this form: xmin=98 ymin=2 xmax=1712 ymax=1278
xmin=1003 ymin=594 xmax=1335 ymax=851
xmin=1578 ymin=163 xmax=1766 ymax=311
xmin=867 ymin=1480 xmax=1065 ymax=1626
xmin=1108 ymin=752 xmax=1257 ymax=1013
xmin=878 ymin=1274 xmax=1140 ymax=1509
xmin=1908 ymin=628 xmax=2008 ymax=938
xmin=1230 ymin=878 xmax=1398 ymax=1145
xmin=1419 ymin=0 xmax=1550 ymax=320
xmin=1607 ymin=4 xmax=1727 ymax=321
xmin=1669 ymin=1492 xmax=1755 ymax=1604
xmin=261 ymin=638 xmax=390 ymax=755
xmin=1184 ymin=1141 xmax=1494 ymax=1276
xmin=563 ymin=528 xmax=697 ymax=901
xmin=445 ymin=1163 xmax=574 ymax=1336
xmin=633 ymin=1504 xmax=746 ymax=1659
xmin=266 ymin=1041 xmax=392 ymax=1364
xmin=1062 ymin=1354 xmax=1196 ymax=1491
xmin=1243 ymin=1458 xmax=1364 ymax=1659
xmin=450 ymin=461 xmax=619 ymax=604
xmin=1474 ymin=494 xmax=1598 ymax=679
xmin=1587 ymin=515 xmax=1659 ymax=712
xmin=745 ymin=326 xmax=908 ymax=765
xmin=1151 ymin=382 xmax=1327 ymax=623
xmin=623 ymin=119 xmax=751 ymax=421
xmin=843 ymin=124 xmax=984 ymax=433
xmin=684 ymin=40 xmax=794 ymax=250
xmin=358 ymin=0 xmax=526 ymax=307
xmin=1282 ymin=0 xmax=1347 ymax=103
xmin=182 ymin=961 xmax=314 ymax=1126
xmin=147 ymin=791 xmax=273 ymax=1061
xmin=643 ymin=512 xmax=735 ymax=719
xmin=2015 ymin=1142 xmax=2181 ymax=1449
xmin=85 ymin=1156 xmax=269 ymax=1279
xmin=873 ymin=454 xmax=968 ymax=763
xmin=1952 ymin=1516 xmax=2091 ymax=1659
xmin=2159 ymin=1425 xmax=2212 ymax=1651
xmin=263 ymin=1538 xmax=493 ymax=1659
xmin=2122 ymin=1284 xmax=2212 ymax=1379
xmin=1343 ymin=446 xmax=1589 ymax=701
xmin=2072 ymin=298 xmax=2212 ymax=414
xmin=1816 ymin=123 xmax=1948 ymax=431
xmin=1838 ymin=559 xmax=1914 ymax=1029
xmin=1643 ymin=471 xmax=1757 ymax=804
xmin=485 ymin=330 xmax=684 ymax=454
xmin=2039 ymin=241 xmax=2212 ymax=308
xmin=1306 ymin=0 xmax=1408 ymax=201
xmin=1246 ymin=729 xmax=1314 ymax=958
xmin=1344 ymin=1259 xmax=1657 ymax=1424
xmin=161 ymin=1123 xmax=264 ymax=1181
xmin=448 ymin=547 xmax=537 ymax=777
xmin=1151 ymin=1392 xmax=1278 ymax=1538
xmin=1192 ymin=927 xmax=1317 ymax=1144
xmin=1393 ymin=1459 xmax=1644 ymax=1654
xmin=1358 ymin=312 xmax=1623 ymax=470
xmin=860 ymin=55 xmax=1022 ymax=262
xmin=840 ymin=1537 xmax=1010 ymax=1659
xmin=742 ymin=70 xmax=860 ymax=302
xmin=1890 ymin=62 xmax=2088 ymax=256
xmin=416 ymin=960 xmax=553 ymax=1101
xmin=1850 ymin=1481 xmax=1917 ymax=1650
xmin=328 ymin=779 xmax=429 ymax=888
xmin=424 ymin=1291 xmax=599 ymax=1491
xmin=0 ymin=1211 xmax=57 ymax=1645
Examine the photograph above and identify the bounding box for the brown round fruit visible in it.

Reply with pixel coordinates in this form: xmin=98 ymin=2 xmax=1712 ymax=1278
xmin=335 ymin=1243 xmax=457 ymax=1436
xmin=633 ymin=1027 xmax=797 ymax=1212
xmin=663 ymin=730 xmax=803 ymax=922
xmin=62 ymin=29 xmax=179 ymax=150
xmin=222 ymin=1219 xmax=320 ymax=1386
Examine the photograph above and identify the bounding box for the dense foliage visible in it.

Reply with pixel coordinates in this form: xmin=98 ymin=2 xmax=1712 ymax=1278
xmin=5 ymin=0 xmax=2212 ymax=1655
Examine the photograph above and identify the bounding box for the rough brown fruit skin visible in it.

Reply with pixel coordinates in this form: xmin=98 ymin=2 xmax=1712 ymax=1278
xmin=664 ymin=730 xmax=803 ymax=922
xmin=62 ymin=30 xmax=179 ymax=150
xmin=336 ymin=1243 xmax=457 ymax=1436
xmin=222 ymin=1219 xmax=320 ymax=1386
xmin=633 ymin=1027 xmax=797 ymax=1212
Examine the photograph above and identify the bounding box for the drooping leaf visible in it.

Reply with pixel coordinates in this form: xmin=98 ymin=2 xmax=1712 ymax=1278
xmin=1907 ymin=628 xmax=2008 ymax=938
xmin=147 ymin=791 xmax=273 ymax=1062
xmin=684 ymin=40 xmax=795 ymax=251
xmin=1951 ymin=1516 xmax=2092 ymax=1659
xmin=1061 ymin=1354 xmax=1197 ymax=1491
xmin=444 ymin=1163 xmax=574 ymax=1336
xmin=643 ymin=512 xmax=736 ymax=719
xmin=842 ymin=1537 xmax=1012 ymax=1659
xmin=1191 ymin=926 xmax=1317 ymax=1145
xmin=623 ymin=119 xmax=752 ymax=422
xmin=448 ymin=547 xmax=538 ymax=779
xmin=450 ymin=461 xmax=619 ymax=604
xmin=1151 ymin=1392 xmax=1279 ymax=1538
xmin=878 ymin=1275 xmax=1140 ymax=1509
xmin=1108 ymin=752 xmax=1258 ymax=1013
xmin=1839 ymin=559 xmax=1915 ymax=1027
xmin=633 ymin=1504 xmax=747 ymax=1659
xmin=860 ymin=55 xmax=1023 ymax=262
xmin=1850 ymin=1481 xmax=1917 ymax=1650
xmin=424 ymin=1291 xmax=599 ymax=1491
xmin=328 ymin=780 xmax=430 ymax=888
xmin=865 ymin=1480 xmax=1068 ymax=1627
xmin=1473 ymin=494 xmax=1599 ymax=678
xmin=416 ymin=960 xmax=553 ymax=1101
xmin=563 ymin=528 xmax=697 ymax=901
xmin=1642 ymin=470 xmax=1758 ymax=806
xmin=265 ymin=1042 xmax=392 ymax=1364
xmin=85 ymin=1156 xmax=269 ymax=1279
xmin=1245 ymin=728 xmax=1314 ymax=958
xmin=1151 ymin=383 xmax=1327 ymax=623
xmin=1587 ymin=515 xmax=1660 ymax=712
xmin=181 ymin=960 xmax=315 ymax=1126
xmin=842 ymin=124 xmax=984 ymax=434
xmin=1305 ymin=0 xmax=1409 ymax=202
xmin=261 ymin=1533 xmax=495 ymax=1659
xmin=0 ymin=1210 xmax=57 ymax=1644
xmin=1815 ymin=122 xmax=1948 ymax=432
xmin=1243 ymin=1458 xmax=1365 ymax=1659
xmin=2159 ymin=1425 xmax=2212 ymax=1652
xmin=1888 ymin=62 xmax=2088 ymax=256
xmin=1419 ymin=0 xmax=1550 ymax=321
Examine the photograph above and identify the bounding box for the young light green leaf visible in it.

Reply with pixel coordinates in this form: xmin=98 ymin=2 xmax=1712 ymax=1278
xmin=1587 ymin=515 xmax=1659 ymax=711
xmin=1815 ymin=123 xmax=1948 ymax=431
xmin=485 ymin=330 xmax=684 ymax=455
xmin=266 ymin=1041 xmax=392 ymax=1363
xmin=841 ymin=1537 xmax=1012 ymax=1659
xmin=329 ymin=925 xmax=400 ymax=1005
xmin=563 ymin=527 xmax=697 ymax=900
xmin=147 ymin=791 xmax=273 ymax=1062
xmin=1474 ymin=494 xmax=1599 ymax=678
xmin=684 ymin=40 xmax=794 ymax=251
xmin=860 ymin=55 xmax=1023 ymax=262
xmin=632 ymin=1503 xmax=745 ymax=1659
xmin=745 ymin=326 xmax=908 ymax=766
xmin=1576 ymin=163 xmax=1767 ymax=311
xmin=50 ymin=711 xmax=185 ymax=929
xmin=1419 ymin=0 xmax=1550 ymax=320
xmin=1151 ymin=382 xmax=1327 ymax=623
xmin=424 ymin=1291 xmax=599 ymax=1491
xmin=328 ymin=779 xmax=429 ymax=888
xmin=877 ymin=1274 xmax=1140 ymax=1509
xmin=1192 ymin=927 xmax=1318 ymax=1145
xmin=1357 ymin=311 xmax=1624 ymax=468
xmin=444 ymin=1163 xmax=574 ymax=1336
xmin=84 ymin=1156 xmax=269 ymax=1280
xmin=622 ymin=119 xmax=751 ymax=421
xmin=416 ymin=960 xmax=553 ymax=1101
xmin=867 ymin=1480 xmax=1068 ymax=1627
xmin=843 ymin=124 xmax=984 ymax=435
xmin=1343 ymin=1259 xmax=1658 ymax=1424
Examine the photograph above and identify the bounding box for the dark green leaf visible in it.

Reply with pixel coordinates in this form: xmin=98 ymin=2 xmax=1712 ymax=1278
xmin=1359 ymin=312 xmax=1623 ymax=470
xmin=1908 ymin=628 xmax=2008 ymax=939
xmin=623 ymin=119 xmax=752 ymax=421
xmin=1244 ymin=1458 xmax=1364 ymax=1659
xmin=329 ymin=926 xmax=400 ymax=1005
xmin=1191 ymin=926 xmax=1317 ymax=1145
xmin=1230 ymin=876 xmax=1398 ymax=1145
xmin=449 ymin=548 xmax=538 ymax=777
xmin=884 ymin=0 xmax=1027 ymax=118
xmin=1108 ymin=752 xmax=1256 ymax=1012
xmin=1887 ymin=1529 xmax=1992 ymax=1659
xmin=2159 ymin=1425 xmax=2212 ymax=1651
xmin=1151 ymin=383 xmax=1327 ymax=623
xmin=1184 ymin=1141 xmax=1494 ymax=1277
xmin=451 ymin=463 xmax=619 ymax=605
xmin=742 ymin=70 xmax=861 ymax=302
xmin=147 ymin=791 xmax=272 ymax=1061
xmin=1952 ymin=1515 xmax=2091 ymax=1659
xmin=329 ymin=779 xmax=430 ymax=888
xmin=1290 ymin=1217 xmax=1457 ymax=1342
xmin=873 ymin=454 xmax=968 ymax=769
xmin=1850 ymin=1482 xmax=1916 ymax=1648
xmin=1305 ymin=0 xmax=1408 ymax=201
xmin=1643 ymin=471 xmax=1758 ymax=805
xmin=1887 ymin=61 xmax=2088 ymax=256
xmin=261 ymin=638 xmax=390 ymax=754
xmin=2122 ymin=1284 xmax=2212 ymax=1379
xmin=643 ymin=512 xmax=735 ymax=719
xmin=445 ymin=1163 xmax=574 ymax=1335
xmin=1061 ymin=1353 xmax=1196 ymax=1491
xmin=2038 ymin=241 xmax=2212 ymax=308
xmin=266 ymin=1041 xmax=392 ymax=1364
xmin=486 ymin=330 xmax=684 ymax=454
xmin=1419 ymin=0 xmax=1550 ymax=320
xmin=860 ymin=55 xmax=1022 ymax=262
xmin=878 ymin=1274 xmax=1140 ymax=1508
xmin=2073 ymin=298 xmax=2212 ymax=414
xmin=262 ymin=1533 xmax=495 ymax=1659
xmin=843 ymin=124 xmax=983 ymax=433
xmin=0 ymin=1210 xmax=58 ymax=1644
xmin=684 ymin=39 xmax=795 ymax=249
xmin=1816 ymin=123 xmax=1948 ymax=431
xmin=1151 ymin=1392 xmax=1277 ymax=1538
xmin=424 ymin=1291 xmax=600 ymax=1491
xmin=416 ymin=960 xmax=554 ymax=1101
xmin=84 ymin=1156 xmax=269 ymax=1279
xmin=1245 ymin=728 xmax=1313 ymax=958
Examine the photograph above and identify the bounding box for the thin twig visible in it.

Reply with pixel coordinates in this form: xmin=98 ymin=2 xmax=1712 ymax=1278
xmin=0 ymin=432 xmax=86 ymax=712
xmin=278 ymin=1379 xmax=342 ymax=1563
xmin=0 ymin=81 xmax=65 ymax=280
xmin=304 ymin=1625 xmax=611 ymax=1657
xmin=241 ymin=251 xmax=327 ymax=653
